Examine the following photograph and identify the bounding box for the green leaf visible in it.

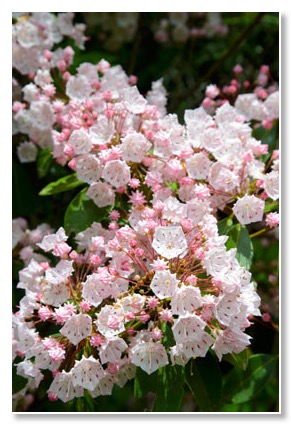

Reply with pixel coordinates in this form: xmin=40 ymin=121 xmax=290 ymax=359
xmin=218 ymin=216 xmax=233 ymax=235
xmin=162 ymin=322 xmax=175 ymax=349
xmin=134 ymin=367 xmax=159 ymax=400
xmin=39 ymin=173 xmax=85 ymax=196
xmin=222 ymin=354 xmax=278 ymax=404
xmin=37 ymin=147 xmax=53 ymax=178
xmin=64 ymin=188 xmax=112 ymax=235
xmin=223 ymin=349 xmax=250 ymax=371
xmin=166 ymin=181 xmax=179 ymax=193
xmin=185 ymin=357 xmax=222 ymax=411
xmin=264 ymin=202 xmax=279 ymax=213
xmin=226 ymin=223 xmax=253 ymax=270
xmin=152 ymin=365 xmax=185 ymax=412
xmin=252 ymin=124 xmax=278 ymax=151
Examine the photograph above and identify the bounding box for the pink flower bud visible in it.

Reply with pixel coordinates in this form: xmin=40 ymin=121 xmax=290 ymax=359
xmin=90 ymin=334 xmax=103 ymax=347
xmin=262 ymin=312 xmax=271 ymax=322
xmin=57 ymin=60 xmax=67 ymax=73
xmin=147 ymin=296 xmax=159 ymax=309
xmin=80 ymin=301 xmax=91 ymax=312
xmin=260 ymin=65 xmax=270 ymax=75
xmin=62 ymin=71 xmax=71 ymax=81
xmin=151 ymin=328 xmax=163 ymax=341
xmin=43 ymin=49 xmax=53 ymax=60
xmin=233 ymin=64 xmax=243 ymax=74
xmin=138 ymin=313 xmax=151 ymax=324
xmin=129 ymin=75 xmax=138 ymax=85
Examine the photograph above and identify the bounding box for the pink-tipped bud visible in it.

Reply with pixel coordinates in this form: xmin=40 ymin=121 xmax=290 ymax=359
xmin=129 ymin=75 xmax=138 ymax=85
xmin=233 ymin=64 xmax=243 ymax=74
xmin=57 ymin=60 xmax=67 ymax=73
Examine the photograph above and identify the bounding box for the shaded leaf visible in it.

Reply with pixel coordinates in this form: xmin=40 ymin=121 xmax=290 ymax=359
xmin=185 ymin=357 xmax=222 ymax=411
xmin=134 ymin=366 xmax=159 ymax=400
xmin=223 ymin=349 xmax=250 ymax=371
xmin=152 ymin=365 xmax=185 ymax=412
xmin=12 ymin=159 xmax=38 ymax=216
xmin=222 ymin=354 xmax=278 ymax=404
xmin=218 ymin=216 xmax=233 ymax=235
xmin=39 ymin=173 xmax=85 ymax=196
xmin=252 ymin=124 xmax=278 ymax=151
xmin=162 ymin=322 xmax=175 ymax=349
xmin=64 ymin=188 xmax=112 ymax=235
xmin=37 ymin=147 xmax=53 ymax=179
xmin=226 ymin=224 xmax=253 ymax=270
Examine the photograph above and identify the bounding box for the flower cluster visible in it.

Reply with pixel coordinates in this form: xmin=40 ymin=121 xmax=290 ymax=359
xmin=154 ymin=12 xmax=228 ymax=43
xmin=13 ymin=206 xmax=260 ymax=402
xmin=13 ymin=56 xmax=279 ymax=227
xmin=12 ymin=12 xmax=279 ymax=408
xmin=12 ymin=12 xmax=86 ymax=76
xmin=202 ymin=64 xmax=279 ymax=128
xmin=12 ymin=218 xmax=53 ymax=264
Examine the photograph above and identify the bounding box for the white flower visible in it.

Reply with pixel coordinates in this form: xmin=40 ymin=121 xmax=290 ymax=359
xmin=71 ymin=355 xmax=105 ymax=391
xmin=30 ymin=100 xmax=55 ymax=130
xmin=87 ymin=182 xmax=115 ymax=207
xmin=186 ymin=152 xmax=212 ymax=180
xmin=98 ymin=337 xmax=128 ymax=364
xmin=66 ymin=75 xmax=92 ymax=100
xmin=179 ymin=332 xmax=215 ymax=360
xmin=89 ymin=116 xmax=115 ymax=145
xmin=37 ymin=227 xmax=67 ymax=252
xmin=215 ymin=293 xmax=241 ymax=327
xmin=172 ymin=313 xmax=206 ymax=343
xmin=44 ymin=260 xmax=74 ymax=285
xmin=233 ymin=194 xmax=265 ymax=225
xmin=76 ymin=154 xmax=101 ymax=184
xmin=152 ymin=225 xmax=188 ymax=259
xmin=68 ymin=129 xmax=92 ymax=155
xmin=121 ymin=132 xmax=151 ymax=163
xmin=95 ymin=305 xmax=125 ymax=337
xmin=17 ymin=141 xmax=38 ymax=163
xmin=42 ymin=283 xmax=70 ymax=307
xmin=82 ymin=274 xmax=111 ymax=307
xmin=171 ymin=284 xmax=202 ymax=315
xmin=60 ymin=313 xmax=92 ymax=345
xmin=150 ymin=270 xmax=179 ymax=299
xmin=162 ymin=197 xmax=187 ymax=223
xmin=49 ymin=371 xmax=84 ymax=403
xmin=263 ymin=171 xmax=279 ymax=200
xmin=102 ymin=159 xmax=131 ymax=187
xmin=131 ymin=341 xmax=169 ymax=374
xmin=123 ymin=86 xmax=147 ymax=114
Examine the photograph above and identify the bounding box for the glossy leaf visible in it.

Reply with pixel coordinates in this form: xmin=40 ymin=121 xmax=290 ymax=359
xmin=222 ymin=354 xmax=278 ymax=404
xmin=64 ymin=188 xmax=112 ymax=235
xmin=218 ymin=216 xmax=233 ymax=236
xmin=39 ymin=173 xmax=85 ymax=196
xmin=264 ymin=202 xmax=279 ymax=213
xmin=152 ymin=365 xmax=185 ymax=412
xmin=226 ymin=223 xmax=253 ymax=270
xmin=185 ymin=357 xmax=222 ymax=411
